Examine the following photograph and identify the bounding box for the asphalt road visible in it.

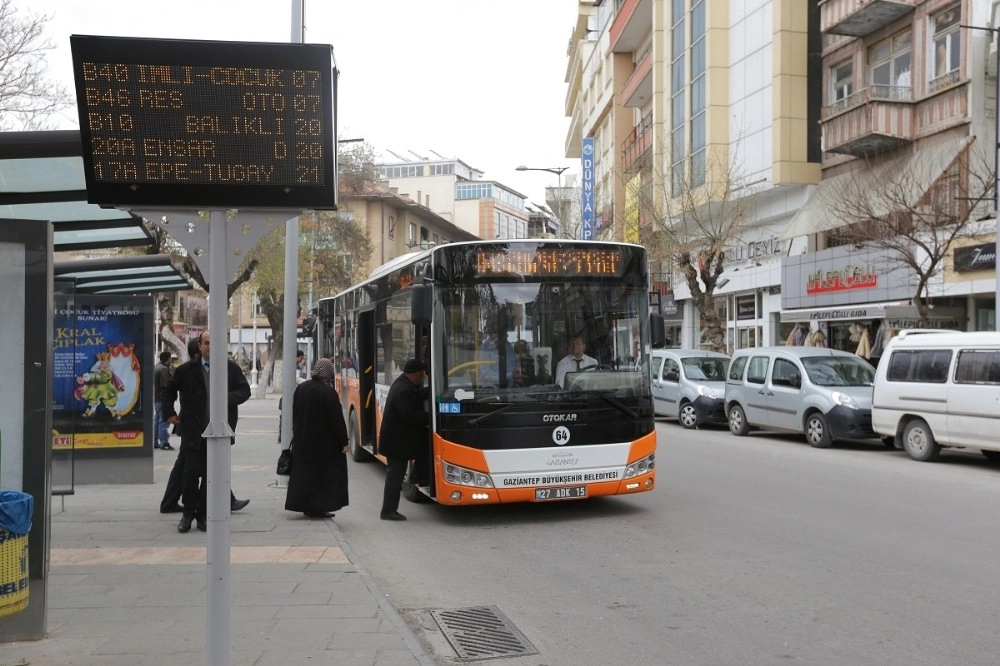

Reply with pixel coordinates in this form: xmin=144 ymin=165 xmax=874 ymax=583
xmin=330 ymin=419 xmax=1000 ymax=666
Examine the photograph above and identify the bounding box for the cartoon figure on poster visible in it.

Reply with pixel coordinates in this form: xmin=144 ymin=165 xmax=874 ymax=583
xmin=75 ymin=343 xmax=141 ymax=419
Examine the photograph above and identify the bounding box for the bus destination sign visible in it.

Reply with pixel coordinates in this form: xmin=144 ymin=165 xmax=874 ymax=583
xmin=69 ymin=35 xmax=337 ymax=208
xmin=474 ymin=249 xmax=624 ymax=277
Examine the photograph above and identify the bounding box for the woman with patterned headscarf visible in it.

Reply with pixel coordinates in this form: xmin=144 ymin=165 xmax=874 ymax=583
xmin=284 ymin=357 xmax=349 ymax=518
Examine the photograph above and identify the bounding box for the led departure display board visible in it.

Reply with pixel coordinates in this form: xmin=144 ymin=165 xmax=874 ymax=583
xmin=70 ymin=35 xmax=337 ymax=208
xmin=473 ymin=249 xmax=625 ymax=277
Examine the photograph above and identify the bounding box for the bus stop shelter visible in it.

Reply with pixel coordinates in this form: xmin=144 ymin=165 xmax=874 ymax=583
xmin=0 ymin=129 xmax=192 ymax=641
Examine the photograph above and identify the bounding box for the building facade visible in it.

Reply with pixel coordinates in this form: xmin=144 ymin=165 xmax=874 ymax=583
xmin=566 ymin=0 xmax=822 ymax=350
xmin=566 ymin=0 xmax=998 ymax=352
xmin=379 ymin=157 xmax=532 ymax=241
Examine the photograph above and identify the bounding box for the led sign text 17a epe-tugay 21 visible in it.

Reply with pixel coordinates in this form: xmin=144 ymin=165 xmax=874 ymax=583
xmin=70 ymin=35 xmax=338 ymax=209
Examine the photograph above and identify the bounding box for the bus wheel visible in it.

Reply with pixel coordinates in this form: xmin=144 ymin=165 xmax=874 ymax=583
xmin=349 ymin=412 xmax=372 ymax=463
xmin=902 ymin=418 xmax=940 ymax=462
xmin=402 ymin=462 xmax=431 ymax=504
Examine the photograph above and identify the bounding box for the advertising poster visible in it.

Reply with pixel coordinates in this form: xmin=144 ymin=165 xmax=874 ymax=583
xmin=52 ymin=296 xmax=149 ymax=449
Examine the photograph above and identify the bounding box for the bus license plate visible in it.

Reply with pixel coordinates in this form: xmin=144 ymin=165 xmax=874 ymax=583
xmin=534 ymin=486 xmax=587 ymax=501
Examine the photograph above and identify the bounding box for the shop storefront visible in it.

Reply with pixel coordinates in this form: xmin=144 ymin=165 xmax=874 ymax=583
xmin=780 ymin=245 xmax=968 ymax=363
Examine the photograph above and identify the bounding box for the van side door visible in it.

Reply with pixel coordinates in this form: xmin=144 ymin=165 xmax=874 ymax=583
xmin=767 ymin=356 xmax=804 ymax=432
xmin=650 ymin=354 xmax=668 ymax=416
xmin=948 ymin=348 xmax=1000 ymax=449
xmin=742 ymin=355 xmax=772 ymax=426
xmin=886 ymin=349 xmax=952 ymax=445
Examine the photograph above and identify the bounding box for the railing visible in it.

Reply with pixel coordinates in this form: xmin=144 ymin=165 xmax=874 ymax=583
xmin=928 ymin=70 xmax=960 ymax=95
xmin=823 ymin=84 xmax=912 ymax=118
xmin=621 ymin=112 xmax=654 ymax=170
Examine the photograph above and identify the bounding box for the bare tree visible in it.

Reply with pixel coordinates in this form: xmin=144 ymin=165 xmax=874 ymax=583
xmin=0 ymin=0 xmax=72 ymax=130
xmin=620 ymin=139 xmax=758 ymax=352
xmin=825 ymin=138 xmax=992 ymax=326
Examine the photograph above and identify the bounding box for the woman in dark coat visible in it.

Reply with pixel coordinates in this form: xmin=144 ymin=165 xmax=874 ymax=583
xmin=284 ymin=358 xmax=349 ymax=518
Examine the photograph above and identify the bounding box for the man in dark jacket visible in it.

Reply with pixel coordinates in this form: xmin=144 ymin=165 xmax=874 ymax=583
xmin=159 ymin=338 xmax=249 ymax=514
xmin=284 ymin=357 xmax=349 ymax=518
xmin=162 ymin=331 xmax=251 ymax=533
xmin=378 ymin=358 xmax=429 ymax=521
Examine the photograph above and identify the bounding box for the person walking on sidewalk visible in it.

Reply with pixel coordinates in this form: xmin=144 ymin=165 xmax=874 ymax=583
xmin=159 ymin=338 xmax=250 ymax=514
xmin=378 ymin=358 xmax=429 ymax=521
xmin=284 ymin=358 xmax=349 ymax=519
xmin=153 ymin=351 xmax=175 ymax=450
xmin=162 ymin=331 xmax=251 ymax=532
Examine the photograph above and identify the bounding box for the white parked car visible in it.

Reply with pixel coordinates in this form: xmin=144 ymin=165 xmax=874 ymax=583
xmin=871 ymin=330 xmax=1000 ymax=462
xmin=650 ymin=349 xmax=729 ymax=429
xmin=725 ymin=346 xmax=878 ymax=447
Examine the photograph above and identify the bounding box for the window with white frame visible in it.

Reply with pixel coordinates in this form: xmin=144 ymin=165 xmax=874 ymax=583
xmin=931 ymin=5 xmax=960 ymax=80
xmin=869 ymin=31 xmax=911 ymax=90
xmin=408 ymin=221 xmax=416 ymax=245
xmin=832 ymin=60 xmax=853 ymax=103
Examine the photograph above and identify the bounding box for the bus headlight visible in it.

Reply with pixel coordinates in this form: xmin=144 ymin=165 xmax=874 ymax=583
xmin=444 ymin=463 xmax=494 ymax=488
xmin=624 ymin=453 xmax=655 ymax=478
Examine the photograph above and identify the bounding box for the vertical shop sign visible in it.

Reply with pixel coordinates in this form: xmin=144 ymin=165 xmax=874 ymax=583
xmin=581 ymin=137 xmax=595 ymax=240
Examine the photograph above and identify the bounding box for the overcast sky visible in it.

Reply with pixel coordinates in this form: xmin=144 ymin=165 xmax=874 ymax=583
xmin=31 ymin=0 xmax=579 ymax=206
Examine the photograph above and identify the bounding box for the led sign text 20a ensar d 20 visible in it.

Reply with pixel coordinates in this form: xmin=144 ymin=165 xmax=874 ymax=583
xmin=70 ymin=35 xmax=338 ymax=209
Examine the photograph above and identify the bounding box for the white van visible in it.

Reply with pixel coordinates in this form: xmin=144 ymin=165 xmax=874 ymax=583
xmin=871 ymin=330 xmax=1000 ymax=462
xmin=650 ymin=349 xmax=729 ymax=428
xmin=725 ymin=346 xmax=878 ymax=447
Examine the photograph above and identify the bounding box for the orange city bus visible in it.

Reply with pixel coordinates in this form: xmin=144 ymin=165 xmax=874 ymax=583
xmin=315 ymin=240 xmax=659 ymax=506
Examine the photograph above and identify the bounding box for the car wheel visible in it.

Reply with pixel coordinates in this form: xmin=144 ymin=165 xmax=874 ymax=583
xmin=679 ymin=402 xmax=698 ymax=430
xmin=349 ymin=411 xmax=372 ymax=463
xmin=728 ymin=404 xmax=749 ymax=436
xmin=902 ymin=418 xmax=940 ymax=462
xmin=980 ymin=449 xmax=1000 ymax=462
xmin=804 ymin=412 xmax=833 ymax=448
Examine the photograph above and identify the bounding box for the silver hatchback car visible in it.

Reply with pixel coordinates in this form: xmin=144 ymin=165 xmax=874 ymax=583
xmin=650 ymin=349 xmax=730 ymax=429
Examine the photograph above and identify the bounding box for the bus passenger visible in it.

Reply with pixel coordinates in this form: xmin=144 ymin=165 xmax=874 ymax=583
xmin=555 ymin=335 xmax=598 ymax=389
xmin=378 ymin=358 xmax=429 ymax=521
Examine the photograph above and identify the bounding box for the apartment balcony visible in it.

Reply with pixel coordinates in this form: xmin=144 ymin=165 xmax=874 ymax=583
xmin=621 ymin=46 xmax=653 ymax=108
xmin=622 ymin=115 xmax=652 ymax=173
xmin=820 ymin=0 xmax=916 ymax=37
xmin=610 ymin=0 xmax=652 ymax=53
xmin=821 ymin=85 xmax=914 ymax=157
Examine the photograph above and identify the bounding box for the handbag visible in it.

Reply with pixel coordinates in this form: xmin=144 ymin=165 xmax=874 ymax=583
xmin=276 ymin=447 xmax=293 ymax=475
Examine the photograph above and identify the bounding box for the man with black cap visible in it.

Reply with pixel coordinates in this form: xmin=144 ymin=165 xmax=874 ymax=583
xmin=378 ymin=358 xmax=429 ymax=521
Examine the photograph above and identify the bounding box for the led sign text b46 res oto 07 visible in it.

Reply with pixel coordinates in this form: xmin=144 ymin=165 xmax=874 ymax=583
xmin=70 ymin=35 xmax=338 ymax=208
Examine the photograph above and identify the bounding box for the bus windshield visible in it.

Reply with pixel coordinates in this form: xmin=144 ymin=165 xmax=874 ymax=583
xmin=435 ymin=278 xmax=651 ymax=404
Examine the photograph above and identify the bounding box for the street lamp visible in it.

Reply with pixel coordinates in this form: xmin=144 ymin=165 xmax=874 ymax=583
xmin=517 ymin=166 xmax=571 ymax=237
xmin=516 ymin=165 xmax=569 ymax=188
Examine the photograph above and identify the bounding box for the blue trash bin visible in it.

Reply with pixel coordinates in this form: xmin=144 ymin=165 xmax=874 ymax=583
xmin=0 ymin=490 xmax=33 ymax=619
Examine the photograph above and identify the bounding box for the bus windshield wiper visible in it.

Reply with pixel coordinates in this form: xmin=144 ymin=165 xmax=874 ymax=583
xmin=469 ymin=403 xmax=514 ymax=426
xmin=567 ymin=390 xmax=638 ymax=418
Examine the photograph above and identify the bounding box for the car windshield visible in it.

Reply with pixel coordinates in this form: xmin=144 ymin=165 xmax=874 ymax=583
xmin=682 ymin=358 xmax=728 ymax=381
xmin=802 ymin=356 xmax=875 ymax=387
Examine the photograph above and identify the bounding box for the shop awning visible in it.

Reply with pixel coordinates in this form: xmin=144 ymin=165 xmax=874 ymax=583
xmin=780 ymin=136 xmax=974 ymax=240
xmin=780 ymin=301 xmax=908 ymax=322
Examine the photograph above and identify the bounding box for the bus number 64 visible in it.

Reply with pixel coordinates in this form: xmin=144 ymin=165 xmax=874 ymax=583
xmin=552 ymin=426 xmax=570 ymax=445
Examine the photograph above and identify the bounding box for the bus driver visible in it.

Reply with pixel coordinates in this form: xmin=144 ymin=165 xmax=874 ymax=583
xmin=555 ymin=335 xmax=597 ymax=388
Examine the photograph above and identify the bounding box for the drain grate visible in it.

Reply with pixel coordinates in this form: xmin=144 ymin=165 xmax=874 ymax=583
xmin=430 ymin=605 xmax=538 ymax=660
